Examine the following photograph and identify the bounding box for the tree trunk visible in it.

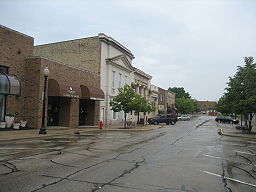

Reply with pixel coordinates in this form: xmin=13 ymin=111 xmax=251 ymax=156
xmin=137 ymin=112 xmax=140 ymax=124
xmin=245 ymin=114 xmax=248 ymax=129
xmin=124 ymin=112 xmax=127 ymax=129
xmin=240 ymin=113 xmax=243 ymax=128
xmin=248 ymin=113 xmax=253 ymax=133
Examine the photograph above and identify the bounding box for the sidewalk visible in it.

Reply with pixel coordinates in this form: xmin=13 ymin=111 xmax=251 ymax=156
xmin=218 ymin=128 xmax=256 ymax=140
xmin=0 ymin=124 xmax=162 ymax=143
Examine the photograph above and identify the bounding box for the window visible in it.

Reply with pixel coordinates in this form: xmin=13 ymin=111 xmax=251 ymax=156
xmin=119 ymin=73 xmax=122 ymax=88
xmin=113 ymin=111 xmax=116 ymax=119
xmin=0 ymin=95 xmax=5 ymax=121
xmin=0 ymin=66 xmax=8 ymax=121
xmin=160 ymin=94 xmax=164 ymax=102
xmin=112 ymin=71 xmax=116 ymax=88
xmin=125 ymin=76 xmax=127 ymax=85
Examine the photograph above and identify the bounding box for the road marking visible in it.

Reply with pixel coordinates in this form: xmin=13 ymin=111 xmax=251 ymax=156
xmin=201 ymin=170 xmax=256 ymax=188
xmin=0 ymin=148 xmax=31 ymax=150
xmin=202 ymin=154 xmax=221 ymax=159
xmin=221 ymin=142 xmax=246 ymax=147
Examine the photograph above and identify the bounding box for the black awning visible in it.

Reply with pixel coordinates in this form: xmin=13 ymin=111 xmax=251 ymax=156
xmin=0 ymin=73 xmax=21 ymax=96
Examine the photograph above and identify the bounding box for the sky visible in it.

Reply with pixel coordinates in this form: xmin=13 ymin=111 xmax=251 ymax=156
xmin=1 ymin=0 xmax=256 ymax=101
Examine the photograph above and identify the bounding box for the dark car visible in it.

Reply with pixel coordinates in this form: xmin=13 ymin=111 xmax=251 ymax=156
xmin=215 ymin=116 xmax=239 ymax=124
xmin=148 ymin=114 xmax=177 ymax=125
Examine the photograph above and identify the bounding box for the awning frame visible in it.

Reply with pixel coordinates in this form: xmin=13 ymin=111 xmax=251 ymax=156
xmin=80 ymin=85 xmax=105 ymax=101
xmin=0 ymin=72 xmax=21 ymax=96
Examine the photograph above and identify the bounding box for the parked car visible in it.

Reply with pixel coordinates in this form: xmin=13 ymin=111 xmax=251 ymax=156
xmin=178 ymin=115 xmax=190 ymax=121
xmin=148 ymin=114 xmax=177 ymax=125
xmin=215 ymin=116 xmax=239 ymax=124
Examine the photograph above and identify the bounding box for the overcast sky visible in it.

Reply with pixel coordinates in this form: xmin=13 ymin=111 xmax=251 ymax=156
xmin=1 ymin=0 xmax=256 ymax=101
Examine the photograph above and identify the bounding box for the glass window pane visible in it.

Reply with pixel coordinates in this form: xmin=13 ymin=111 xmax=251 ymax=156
xmin=0 ymin=66 xmax=8 ymax=73
xmin=0 ymin=95 xmax=5 ymax=121
xmin=0 ymin=74 xmax=9 ymax=94
xmin=8 ymin=75 xmax=21 ymax=95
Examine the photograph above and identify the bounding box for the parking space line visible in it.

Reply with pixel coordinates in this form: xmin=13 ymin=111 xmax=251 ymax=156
xmin=201 ymin=170 xmax=256 ymax=188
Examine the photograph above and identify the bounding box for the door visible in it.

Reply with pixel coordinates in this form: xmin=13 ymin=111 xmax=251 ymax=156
xmin=47 ymin=96 xmax=60 ymax=126
xmin=79 ymin=100 xmax=87 ymax=126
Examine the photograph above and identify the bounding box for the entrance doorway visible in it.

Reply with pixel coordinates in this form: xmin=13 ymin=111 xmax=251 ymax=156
xmin=47 ymin=96 xmax=60 ymax=126
xmin=79 ymin=100 xmax=87 ymax=126
xmin=79 ymin=99 xmax=95 ymax=126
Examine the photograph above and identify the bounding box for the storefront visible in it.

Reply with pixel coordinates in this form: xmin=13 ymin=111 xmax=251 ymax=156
xmin=0 ymin=71 xmax=21 ymax=121
xmin=79 ymin=85 xmax=104 ymax=126
xmin=0 ymin=25 xmax=104 ymax=129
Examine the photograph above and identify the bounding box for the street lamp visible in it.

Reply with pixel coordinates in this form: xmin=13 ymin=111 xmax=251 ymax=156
xmin=39 ymin=67 xmax=50 ymax=134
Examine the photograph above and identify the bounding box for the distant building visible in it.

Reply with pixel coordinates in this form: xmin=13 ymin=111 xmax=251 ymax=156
xmin=148 ymin=84 xmax=158 ymax=118
xmin=197 ymin=101 xmax=217 ymax=113
xmin=166 ymin=90 xmax=176 ymax=114
xmin=131 ymin=67 xmax=152 ymax=124
xmin=158 ymin=87 xmax=166 ymax=114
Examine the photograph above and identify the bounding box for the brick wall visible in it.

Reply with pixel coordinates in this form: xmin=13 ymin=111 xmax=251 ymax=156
xmin=0 ymin=25 xmax=34 ymax=122
xmin=26 ymin=56 xmax=101 ymax=128
xmin=33 ymin=37 xmax=101 ymax=74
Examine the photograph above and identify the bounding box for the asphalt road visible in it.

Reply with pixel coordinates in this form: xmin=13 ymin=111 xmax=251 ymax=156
xmin=0 ymin=115 xmax=256 ymax=192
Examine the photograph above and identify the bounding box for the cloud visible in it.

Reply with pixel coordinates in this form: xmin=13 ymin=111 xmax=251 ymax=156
xmin=0 ymin=0 xmax=256 ymax=101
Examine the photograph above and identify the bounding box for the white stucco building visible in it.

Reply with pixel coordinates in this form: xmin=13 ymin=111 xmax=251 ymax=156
xmin=98 ymin=33 xmax=135 ymax=125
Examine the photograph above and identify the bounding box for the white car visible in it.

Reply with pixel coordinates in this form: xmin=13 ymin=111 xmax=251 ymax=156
xmin=178 ymin=115 xmax=190 ymax=121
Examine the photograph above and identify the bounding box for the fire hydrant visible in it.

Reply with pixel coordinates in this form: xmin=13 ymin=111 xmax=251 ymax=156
xmin=99 ymin=120 xmax=103 ymax=129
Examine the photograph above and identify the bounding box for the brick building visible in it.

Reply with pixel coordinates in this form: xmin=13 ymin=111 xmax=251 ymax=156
xmin=166 ymin=90 xmax=176 ymax=113
xmin=34 ymin=33 xmax=136 ymax=125
xmin=0 ymin=25 xmax=103 ymax=129
xmin=158 ymin=87 xmax=166 ymax=114
xmin=197 ymin=101 xmax=217 ymax=113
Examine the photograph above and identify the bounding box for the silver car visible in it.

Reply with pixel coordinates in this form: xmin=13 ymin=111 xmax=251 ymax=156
xmin=178 ymin=115 xmax=190 ymax=121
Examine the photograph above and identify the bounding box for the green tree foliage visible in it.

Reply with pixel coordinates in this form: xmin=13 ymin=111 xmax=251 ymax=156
xmin=109 ymin=85 xmax=154 ymax=127
xmin=131 ymin=94 xmax=155 ymax=124
xmin=168 ymin=87 xmax=199 ymax=114
xmin=109 ymin=85 xmax=136 ymax=128
xmin=168 ymin=87 xmax=191 ymax=99
xmin=217 ymin=57 xmax=256 ymax=132
xmin=175 ymin=98 xmax=196 ymax=114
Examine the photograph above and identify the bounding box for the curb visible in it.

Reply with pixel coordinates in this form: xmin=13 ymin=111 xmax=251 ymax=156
xmin=218 ymin=128 xmax=256 ymax=140
xmin=0 ymin=126 xmax=160 ymax=143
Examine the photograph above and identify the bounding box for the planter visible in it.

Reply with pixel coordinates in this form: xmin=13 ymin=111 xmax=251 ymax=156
xmin=0 ymin=122 xmax=7 ymax=129
xmin=5 ymin=116 xmax=14 ymax=128
xmin=20 ymin=121 xmax=27 ymax=128
xmin=13 ymin=123 xmax=20 ymax=129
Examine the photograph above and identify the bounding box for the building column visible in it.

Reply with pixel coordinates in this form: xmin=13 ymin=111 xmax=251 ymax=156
xmin=69 ymin=98 xmax=79 ymax=128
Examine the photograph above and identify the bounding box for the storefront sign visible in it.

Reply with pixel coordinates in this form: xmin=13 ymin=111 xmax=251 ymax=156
xmin=63 ymin=86 xmax=80 ymax=98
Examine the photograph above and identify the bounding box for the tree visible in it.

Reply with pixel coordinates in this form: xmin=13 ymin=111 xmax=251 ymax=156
xmin=175 ymin=98 xmax=195 ymax=114
xmin=168 ymin=87 xmax=191 ymax=99
xmin=109 ymin=85 xmax=136 ymax=128
xmin=219 ymin=57 xmax=256 ymax=132
xmin=131 ymin=94 xmax=155 ymax=124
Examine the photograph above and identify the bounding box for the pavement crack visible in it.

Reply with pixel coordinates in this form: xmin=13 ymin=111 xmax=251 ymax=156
xmin=50 ymin=160 xmax=77 ymax=168
xmin=232 ymin=165 xmax=256 ymax=179
xmin=236 ymin=153 xmax=254 ymax=165
xmin=219 ymin=137 xmax=233 ymax=192
xmin=91 ymin=158 xmax=145 ymax=192
xmin=196 ymin=120 xmax=210 ymax=128
xmin=0 ymin=161 xmax=20 ymax=176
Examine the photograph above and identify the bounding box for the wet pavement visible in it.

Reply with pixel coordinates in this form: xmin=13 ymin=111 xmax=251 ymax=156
xmin=0 ymin=116 xmax=256 ymax=192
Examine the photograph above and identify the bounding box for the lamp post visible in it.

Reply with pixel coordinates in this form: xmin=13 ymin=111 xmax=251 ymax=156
xmin=39 ymin=67 xmax=49 ymax=134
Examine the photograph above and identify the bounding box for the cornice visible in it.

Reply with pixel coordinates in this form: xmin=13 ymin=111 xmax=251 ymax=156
xmin=98 ymin=33 xmax=135 ymax=59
